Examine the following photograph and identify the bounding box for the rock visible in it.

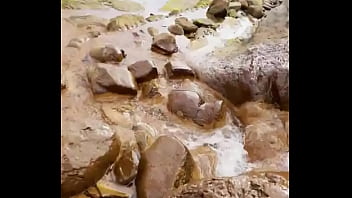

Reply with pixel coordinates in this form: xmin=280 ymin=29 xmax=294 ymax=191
xmin=229 ymin=1 xmax=242 ymax=10
xmin=169 ymin=172 xmax=288 ymax=198
xmin=190 ymin=146 xmax=218 ymax=179
xmin=113 ymin=142 xmax=140 ymax=185
xmin=168 ymin=24 xmax=184 ymax=35
xmin=107 ymin=14 xmax=146 ymax=31
xmin=89 ymin=45 xmax=126 ymax=63
xmin=146 ymin=14 xmax=165 ymax=22
xmin=110 ymin=0 xmax=145 ymax=12
xmin=206 ymin=0 xmax=229 ymax=22
xmin=147 ymin=27 xmax=159 ymax=37
xmin=136 ymin=136 xmax=198 ymax=198
xmin=175 ymin=17 xmax=198 ymax=34
xmin=239 ymin=0 xmax=249 ymax=9
xmin=167 ymin=90 xmax=203 ymax=119
xmin=164 ymin=61 xmax=195 ymax=79
xmin=193 ymin=18 xmax=217 ymax=29
xmin=151 ymin=33 xmax=178 ymax=55
xmin=133 ymin=123 xmax=158 ymax=152
xmin=228 ymin=8 xmax=237 ymax=17
xmin=61 ymin=127 xmax=121 ymax=198
xmin=247 ymin=5 xmax=264 ymax=18
xmin=141 ymin=79 xmax=162 ymax=98
xmin=128 ymin=60 xmax=158 ymax=83
xmin=193 ymin=100 xmax=224 ymax=126
xmin=88 ymin=63 xmax=137 ymax=95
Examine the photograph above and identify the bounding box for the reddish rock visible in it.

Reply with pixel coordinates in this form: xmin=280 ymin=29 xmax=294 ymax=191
xmin=128 ymin=60 xmax=158 ymax=83
xmin=164 ymin=61 xmax=195 ymax=79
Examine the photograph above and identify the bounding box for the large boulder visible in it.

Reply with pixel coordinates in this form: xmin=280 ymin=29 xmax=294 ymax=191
xmin=136 ymin=136 xmax=199 ymax=198
xmin=88 ymin=63 xmax=138 ymax=95
xmin=151 ymin=33 xmax=178 ymax=55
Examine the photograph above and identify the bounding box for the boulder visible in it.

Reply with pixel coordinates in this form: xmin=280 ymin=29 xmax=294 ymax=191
xmin=128 ymin=60 xmax=158 ymax=83
xmin=89 ymin=45 xmax=126 ymax=63
xmin=136 ymin=136 xmax=198 ymax=198
xmin=175 ymin=17 xmax=199 ymax=34
xmin=88 ymin=63 xmax=137 ymax=95
xmin=164 ymin=61 xmax=195 ymax=79
xmin=151 ymin=33 xmax=178 ymax=55
xmin=206 ymin=0 xmax=229 ymax=22
xmin=168 ymin=24 xmax=184 ymax=35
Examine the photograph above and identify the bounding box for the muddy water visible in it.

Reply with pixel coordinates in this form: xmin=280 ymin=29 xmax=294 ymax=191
xmin=62 ymin=0 xmax=288 ymax=197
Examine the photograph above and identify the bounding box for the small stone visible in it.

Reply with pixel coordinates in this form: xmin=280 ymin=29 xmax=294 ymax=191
xmin=247 ymin=5 xmax=264 ymax=18
xmin=147 ymin=27 xmax=159 ymax=37
xmin=88 ymin=63 xmax=137 ymax=95
xmin=164 ymin=61 xmax=195 ymax=79
xmin=167 ymin=90 xmax=203 ymax=119
xmin=168 ymin=24 xmax=184 ymax=35
xmin=89 ymin=45 xmax=126 ymax=63
xmin=229 ymin=1 xmax=242 ymax=10
xmin=151 ymin=33 xmax=178 ymax=55
xmin=128 ymin=60 xmax=158 ymax=83
xmin=175 ymin=17 xmax=199 ymax=34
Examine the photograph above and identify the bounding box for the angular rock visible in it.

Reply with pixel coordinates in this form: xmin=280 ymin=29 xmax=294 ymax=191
xmin=128 ymin=60 xmax=158 ymax=83
xmin=167 ymin=90 xmax=203 ymax=119
xmin=136 ymin=136 xmax=198 ymax=198
xmin=164 ymin=61 xmax=195 ymax=79
xmin=107 ymin=14 xmax=146 ymax=31
xmin=169 ymin=172 xmax=288 ymax=198
xmin=61 ymin=128 xmax=121 ymax=198
xmin=88 ymin=63 xmax=137 ymax=95
xmin=193 ymin=18 xmax=217 ymax=29
xmin=147 ymin=27 xmax=159 ymax=37
xmin=133 ymin=123 xmax=158 ymax=152
xmin=151 ymin=33 xmax=178 ymax=55
xmin=193 ymin=100 xmax=224 ymax=126
xmin=141 ymin=79 xmax=162 ymax=98
xmin=89 ymin=45 xmax=126 ymax=63
xmin=206 ymin=0 xmax=229 ymax=22
xmin=113 ymin=143 xmax=140 ymax=185
xmin=168 ymin=24 xmax=184 ymax=35
xmin=175 ymin=17 xmax=198 ymax=34
xmin=190 ymin=146 xmax=218 ymax=179
xmin=229 ymin=1 xmax=242 ymax=10
xmin=247 ymin=5 xmax=264 ymax=18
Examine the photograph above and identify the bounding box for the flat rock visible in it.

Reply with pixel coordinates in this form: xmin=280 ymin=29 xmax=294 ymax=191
xmin=88 ymin=63 xmax=137 ymax=95
xmin=167 ymin=90 xmax=203 ymax=119
xmin=168 ymin=24 xmax=184 ymax=35
xmin=175 ymin=17 xmax=198 ymax=34
xmin=169 ymin=172 xmax=288 ymax=198
xmin=89 ymin=45 xmax=126 ymax=63
xmin=164 ymin=61 xmax=195 ymax=79
xmin=151 ymin=33 xmax=178 ymax=55
xmin=136 ymin=136 xmax=198 ymax=198
xmin=206 ymin=0 xmax=229 ymax=22
xmin=128 ymin=60 xmax=158 ymax=83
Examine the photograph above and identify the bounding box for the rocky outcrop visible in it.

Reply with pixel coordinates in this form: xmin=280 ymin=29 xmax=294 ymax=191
xmin=206 ymin=0 xmax=229 ymax=22
xmin=136 ymin=136 xmax=198 ymax=198
xmin=168 ymin=24 xmax=184 ymax=35
xmin=164 ymin=61 xmax=195 ymax=79
xmin=89 ymin=45 xmax=126 ymax=63
xmin=169 ymin=171 xmax=288 ymax=198
xmin=151 ymin=33 xmax=178 ymax=55
xmin=128 ymin=60 xmax=158 ymax=83
xmin=88 ymin=63 xmax=138 ymax=95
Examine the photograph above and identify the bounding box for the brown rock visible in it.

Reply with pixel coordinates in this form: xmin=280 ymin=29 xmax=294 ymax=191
xmin=88 ymin=63 xmax=137 ymax=95
xmin=89 ymin=45 xmax=126 ymax=63
xmin=61 ymin=129 xmax=121 ymax=198
xmin=193 ymin=100 xmax=224 ymax=126
xmin=128 ymin=60 xmax=158 ymax=83
xmin=151 ymin=33 xmax=178 ymax=55
xmin=247 ymin=5 xmax=264 ymax=18
xmin=164 ymin=61 xmax=195 ymax=79
xmin=175 ymin=17 xmax=198 ymax=34
xmin=169 ymin=172 xmax=288 ymax=198
xmin=206 ymin=0 xmax=229 ymax=22
xmin=190 ymin=146 xmax=218 ymax=179
xmin=113 ymin=143 xmax=140 ymax=185
xmin=168 ymin=24 xmax=184 ymax=35
xmin=136 ymin=136 xmax=198 ymax=198
xmin=167 ymin=90 xmax=203 ymax=119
